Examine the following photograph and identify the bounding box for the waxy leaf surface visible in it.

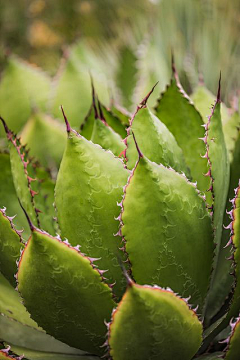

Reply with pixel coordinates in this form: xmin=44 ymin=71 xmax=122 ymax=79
xmin=225 ymin=317 xmax=240 ymax=360
xmin=55 ymin=128 xmax=129 ymax=297
xmin=155 ymin=78 xmax=209 ymax=197
xmin=122 ymin=155 xmax=214 ymax=310
xmin=0 ymin=209 xmax=23 ymax=286
xmin=108 ymin=283 xmax=202 ymax=360
xmin=21 ymin=113 xmax=66 ymax=168
xmin=204 ymin=100 xmax=230 ymax=321
xmin=126 ymin=105 xmax=189 ymax=175
xmin=17 ymin=229 xmax=115 ymax=355
xmin=0 ymin=57 xmax=50 ymax=137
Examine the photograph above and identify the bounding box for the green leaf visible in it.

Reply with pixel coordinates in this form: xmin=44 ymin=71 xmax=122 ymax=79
xmin=0 ymin=209 xmax=23 ymax=286
xmin=9 ymin=346 xmax=100 ymax=360
xmin=0 ymin=272 xmax=37 ymax=328
xmin=108 ymin=282 xmax=202 ymax=360
xmin=204 ymin=94 xmax=230 ymax=321
xmin=80 ymin=104 xmax=95 ymax=140
xmin=0 ymin=315 xmax=97 ymax=358
xmin=223 ymin=112 xmax=240 ymax=162
xmin=100 ymin=102 xmax=127 ymax=138
xmin=55 ymin=120 xmax=129 ymax=298
xmin=126 ymin=104 xmax=190 ymax=175
xmin=116 ymin=45 xmax=138 ymax=109
xmin=51 ymin=50 xmax=109 ymax=129
xmin=0 ymin=57 xmax=51 ymax=137
xmin=17 ymin=228 xmax=115 ymax=356
xmin=194 ymin=353 xmax=223 ymax=359
xmin=111 ymin=105 xmax=131 ymax=126
xmin=191 ymin=84 xmax=229 ymax=124
xmin=21 ymin=112 xmax=66 ymax=168
xmin=0 ymin=152 xmax=29 ymax=239
xmin=121 ymin=153 xmax=214 ymax=310
xmin=90 ymin=118 xmax=125 ymax=157
xmin=225 ymin=316 xmax=240 ymax=360
xmin=154 ymin=76 xmax=210 ymax=198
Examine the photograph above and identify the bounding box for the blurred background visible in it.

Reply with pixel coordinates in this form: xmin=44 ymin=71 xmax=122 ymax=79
xmin=0 ymin=0 xmax=239 ymax=106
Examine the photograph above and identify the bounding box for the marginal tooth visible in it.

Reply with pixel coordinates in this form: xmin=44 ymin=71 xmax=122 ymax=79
xmin=224 ymin=239 xmax=233 ymax=248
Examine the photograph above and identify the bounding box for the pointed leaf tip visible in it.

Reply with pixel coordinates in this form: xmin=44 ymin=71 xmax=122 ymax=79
xmin=18 ymin=198 xmax=35 ymax=232
xmin=60 ymin=106 xmax=71 ymax=133
xmin=171 ymin=51 xmax=176 ymax=74
xmin=0 ymin=116 xmax=10 ymax=134
xmin=90 ymin=75 xmax=99 ymax=119
xmin=132 ymin=132 xmax=143 ymax=159
xmin=217 ymin=72 xmax=221 ymax=103
xmin=140 ymin=82 xmax=159 ymax=107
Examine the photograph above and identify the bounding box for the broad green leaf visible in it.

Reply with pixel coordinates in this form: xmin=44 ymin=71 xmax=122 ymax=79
xmin=80 ymin=105 xmax=95 ymax=140
xmin=21 ymin=113 xmax=66 ymax=168
xmin=116 ymin=45 xmax=138 ymax=109
xmin=55 ymin=123 xmax=129 ymax=297
xmin=0 ymin=315 xmax=97 ymax=358
xmin=154 ymin=77 xmax=210 ymax=198
xmin=225 ymin=317 xmax=240 ymax=360
xmin=17 ymin=229 xmax=115 ymax=356
xmin=223 ymin=112 xmax=240 ymax=162
xmin=0 ymin=272 xmax=37 ymax=328
xmin=204 ymin=98 xmax=230 ymax=321
xmin=9 ymin=346 xmax=99 ymax=360
xmin=121 ymin=154 xmax=214 ymax=310
xmin=0 ymin=209 xmax=23 ymax=286
xmin=191 ymin=84 xmax=229 ymax=124
xmin=100 ymin=102 xmax=127 ymax=138
xmin=30 ymin=166 xmax=56 ymax=236
xmin=111 ymin=105 xmax=131 ymax=126
xmin=0 ymin=152 xmax=29 ymax=238
xmin=51 ymin=49 xmax=109 ymax=128
xmin=90 ymin=118 xmax=125 ymax=157
xmin=0 ymin=57 xmax=51 ymax=137
xmin=194 ymin=353 xmax=223 ymax=359
xmin=126 ymin=105 xmax=190 ymax=175
xmin=108 ymin=282 xmax=202 ymax=360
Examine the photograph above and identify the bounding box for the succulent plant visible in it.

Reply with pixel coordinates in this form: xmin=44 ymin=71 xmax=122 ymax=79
xmin=0 ymin=59 xmax=240 ymax=360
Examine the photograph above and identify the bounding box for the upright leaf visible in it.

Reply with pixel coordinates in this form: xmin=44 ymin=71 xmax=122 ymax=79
xmin=154 ymin=72 xmax=210 ymax=198
xmin=126 ymin=88 xmax=190 ymax=174
xmin=0 ymin=57 xmax=50 ymax=137
xmin=55 ymin=111 xmax=129 ymax=297
xmin=204 ymin=84 xmax=230 ymax=321
xmin=121 ymin=150 xmax=214 ymax=310
xmin=21 ymin=112 xmax=66 ymax=168
xmin=17 ymin=228 xmax=115 ymax=356
xmin=0 ymin=208 xmax=23 ymax=286
xmin=108 ymin=281 xmax=202 ymax=360
xmin=225 ymin=316 xmax=240 ymax=360
xmin=0 ymin=152 xmax=29 ymax=238
xmin=100 ymin=102 xmax=127 ymax=138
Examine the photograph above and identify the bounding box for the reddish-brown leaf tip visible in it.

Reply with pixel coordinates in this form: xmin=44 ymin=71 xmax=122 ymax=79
xmin=132 ymin=132 xmax=143 ymax=159
xmin=217 ymin=71 xmax=221 ymax=103
xmin=0 ymin=116 xmax=10 ymax=135
xmin=18 ymin=199 xmax=35 ymax=232
xmin=61 ymin=106 xmax=71 ymax=133
xmin=140 ymin=81 xmax=159 ymax=107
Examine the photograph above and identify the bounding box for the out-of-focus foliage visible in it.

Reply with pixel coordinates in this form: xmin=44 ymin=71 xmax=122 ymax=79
xmin=0 ymin=0 xmax=239 ymax=106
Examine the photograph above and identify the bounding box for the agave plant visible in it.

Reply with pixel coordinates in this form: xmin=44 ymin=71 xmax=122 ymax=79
xmin=0 ymin=60 xmax=240 ymax=360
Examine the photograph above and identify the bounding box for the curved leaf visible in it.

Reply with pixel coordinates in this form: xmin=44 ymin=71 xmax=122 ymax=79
xmin=225 ymin=316 xmax=240 ymax=360
xmin=108 ymin=282 xmax=202 ymax=360
xmin=55 ymin=118 xmax=129 ymax=297
xmin=0 ymin=209 xmax=23 ymax=286
xmin=21 ymin=113 xmax=66 ymax=168
xmin=204 ymin=92 xmax=230 ymax=321
xmin=154 ymin=76 xmax=210 ymax=198
xmin=0 ymin=152 xmax=29 ymax=238
xmin=223 ymin=112 xmax=240 ymax=162
xmin=17 ymin=228 xmax=115 ymax=356
xmin=126 ymin=104 xmax=189 ymax=175
xmin=0 ymin=57 xmax=50 ymax=137
xmin=121 ymin=153 xmax=214 ymax=310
